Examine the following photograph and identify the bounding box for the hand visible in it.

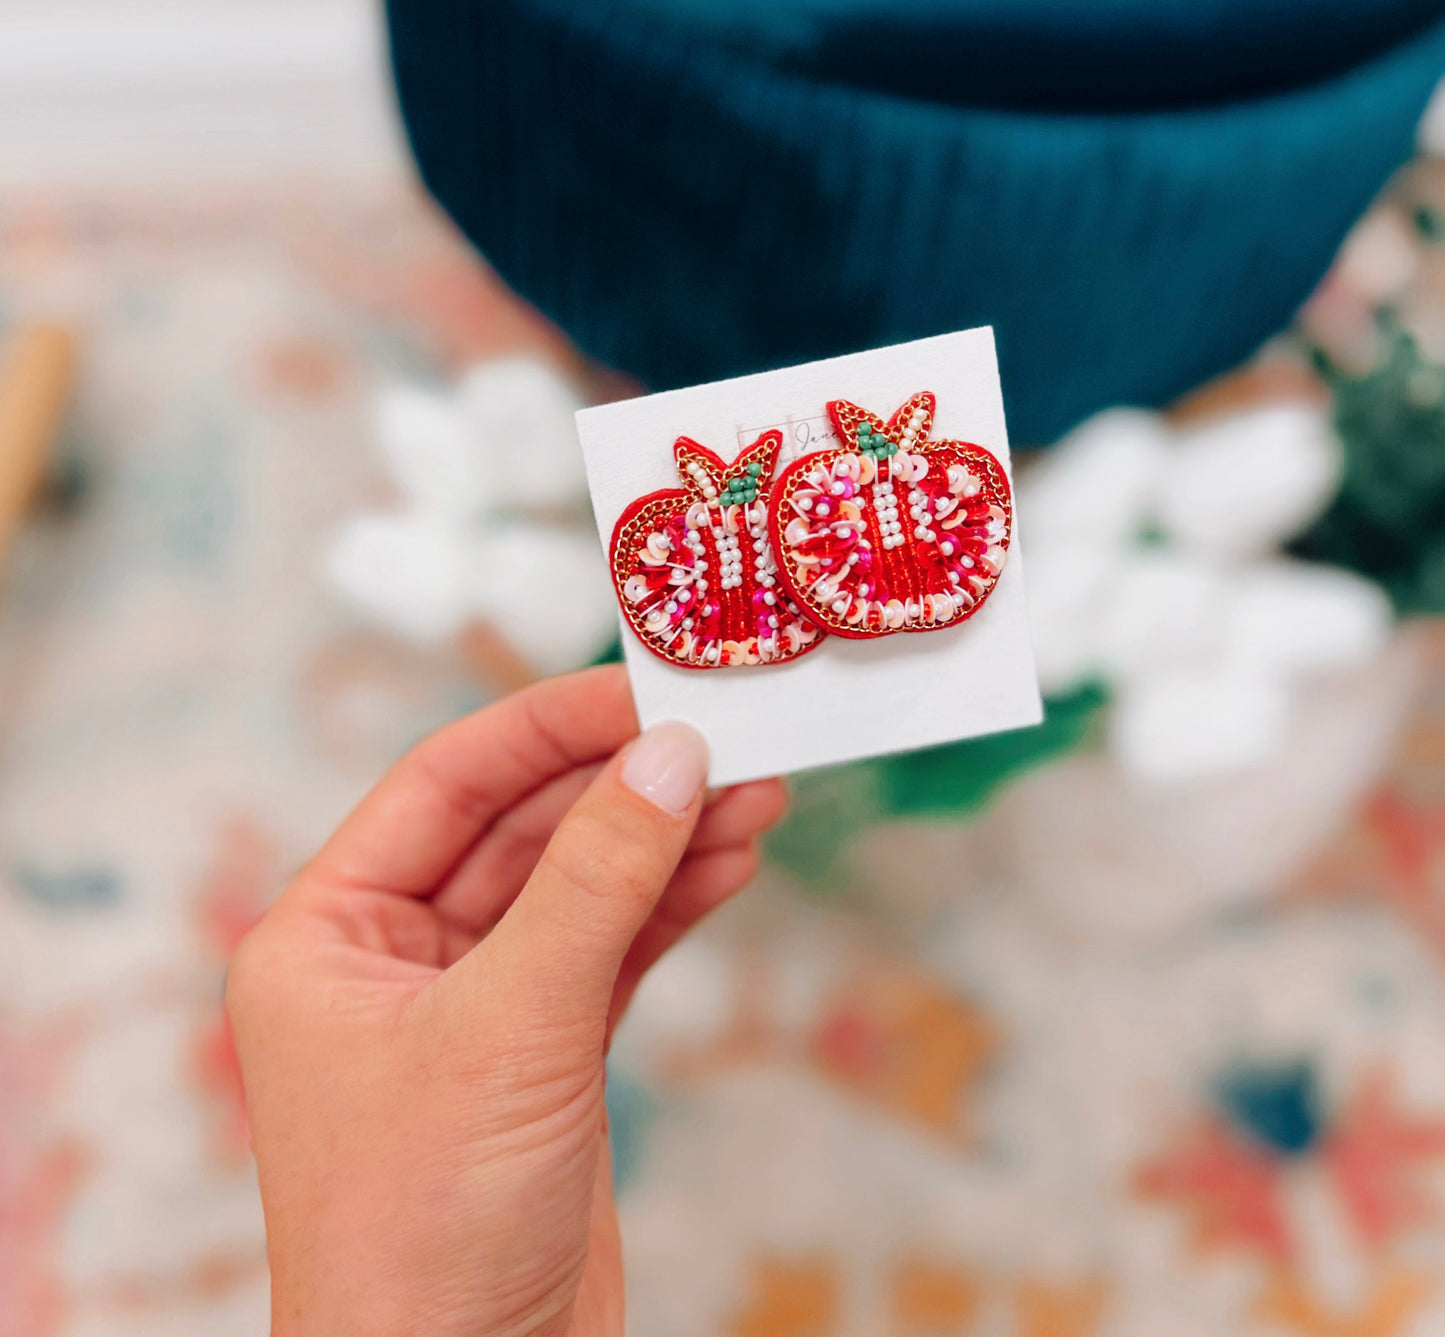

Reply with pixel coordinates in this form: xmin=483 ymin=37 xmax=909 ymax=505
xmin=226 ymin=665 xmax=785 ymax=1337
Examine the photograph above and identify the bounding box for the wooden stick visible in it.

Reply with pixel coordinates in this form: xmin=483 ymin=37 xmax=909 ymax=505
xmin=0 ymin=323 xmax=76 ymax=575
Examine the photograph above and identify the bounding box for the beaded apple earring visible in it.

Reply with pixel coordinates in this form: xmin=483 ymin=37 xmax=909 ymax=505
xmin=608 ymin=430 xmax=826 ymax=669
xmin=768 ymin=392 xmax=1012 ymax=638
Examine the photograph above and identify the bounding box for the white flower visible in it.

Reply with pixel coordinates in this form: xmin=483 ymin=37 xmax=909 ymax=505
xmin=1110 ymin=668 xmax=1289 ymax=783
xmin=454 ymin=357 xmax=593 ymax=510
xmin=1156 ymin=402 xmax=1344 ymax=557
xmin=325 ymin=356 xmax=617 ymax=675
xmin=327 ymin=511 xmax=476 ymax=645
xmin=1021 ymin=399 xmax=1392 ymax=783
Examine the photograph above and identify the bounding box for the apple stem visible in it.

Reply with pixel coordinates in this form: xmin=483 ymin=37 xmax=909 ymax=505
xmin=716 ymin=459 xmax=763 ymax=508
xmin=855 ymin=422 xmax=898 ymax=460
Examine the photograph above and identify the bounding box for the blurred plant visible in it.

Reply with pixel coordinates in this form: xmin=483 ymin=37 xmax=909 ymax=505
xmin=767 ymin=682 xmax=1105 ymax=887
xmin=1292 ymin=321 xmax=1445 ymax=614
xmin=325 ymin=356 xmax=618 ymax=677
xmin=769 ymin=393 xmax=1398 ymax=886
xmin=1022 ymin=402 xmax=1390 ymax=783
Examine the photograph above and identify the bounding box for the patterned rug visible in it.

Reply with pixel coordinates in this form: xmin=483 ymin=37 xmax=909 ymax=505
xmin=1 ymin=169 xmax=1443 ymax=1337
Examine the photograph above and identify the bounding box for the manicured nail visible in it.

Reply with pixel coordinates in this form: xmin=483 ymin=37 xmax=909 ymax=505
xmin=621 ymin=721 xmax=709 ymax=817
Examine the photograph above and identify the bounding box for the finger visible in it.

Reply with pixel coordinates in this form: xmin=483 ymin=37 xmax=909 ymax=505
xmin=608 ymin=842 xmax=759 ymax=1035
xmin=430 ymin=763 xmax=602 ymax=931
xmin=689 ymin=780 xmax=787 ymax=855
xmin=311 ymin=666 xmax=637 ymax=897
xmin=448 ymin=721 xmax=709 ymax=1033
xmin=431 ymin=774 xmax=785 ymax=934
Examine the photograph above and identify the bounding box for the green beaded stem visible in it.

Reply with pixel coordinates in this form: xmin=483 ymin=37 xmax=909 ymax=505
xmin=855 ymin=422 xmax=898 ymax=459
xmin=719 ymin=472 xmax=759 ymax=505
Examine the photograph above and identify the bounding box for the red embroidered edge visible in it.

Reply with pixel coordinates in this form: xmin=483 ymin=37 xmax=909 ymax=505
xmin=767 ymin=392 xmax=1013 ymax=640
xmin=669 ymin=432 xmax=779 ymax=501
xmin=609 ymin=488 xmax=711 ymax=670
xmin=607 ymin=429 xmax=828 ymax=670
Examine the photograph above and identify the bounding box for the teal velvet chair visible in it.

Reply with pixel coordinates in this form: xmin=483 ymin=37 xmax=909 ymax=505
xmin=387 ymin=0 xmax=1445 ymax=442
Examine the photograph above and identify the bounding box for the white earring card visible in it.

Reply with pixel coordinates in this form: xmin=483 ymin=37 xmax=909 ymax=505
xmin=577 ymin=327 xmax=1042 ymax=785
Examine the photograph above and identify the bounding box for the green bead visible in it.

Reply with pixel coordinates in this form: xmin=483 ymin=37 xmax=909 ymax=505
xmin=747 ymin=461 xmax=762 ymax=476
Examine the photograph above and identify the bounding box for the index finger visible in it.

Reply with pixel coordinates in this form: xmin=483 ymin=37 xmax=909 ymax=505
xmin=310 ymin=665 xmax=639 ymax=897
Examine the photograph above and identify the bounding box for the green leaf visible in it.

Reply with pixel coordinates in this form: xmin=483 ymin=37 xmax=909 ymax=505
xmin=765 ymin=682 xmax=1107 ymax=888
xmin=876 ymin=680 xmax=1107 ymax=816
xmin=1292 ymin=324 xmax=1445 ymax=614
xmin=588 ymin=637 xmax=624 ymax=667
xmin=764 ymin=762 xmax=882 ymax=890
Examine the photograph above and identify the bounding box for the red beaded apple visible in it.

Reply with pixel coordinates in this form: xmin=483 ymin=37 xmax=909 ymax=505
xmin=609 ymin=429 xmax=826 ymax=669
xmin=768 ymin=391 xmax=1012 ymax=638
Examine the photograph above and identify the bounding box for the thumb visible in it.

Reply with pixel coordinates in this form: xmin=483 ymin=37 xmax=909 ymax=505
xmin=443 ymin=720 xmax=709 ymax=1035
